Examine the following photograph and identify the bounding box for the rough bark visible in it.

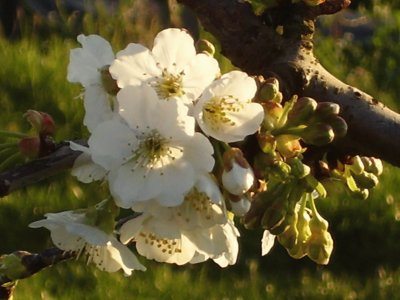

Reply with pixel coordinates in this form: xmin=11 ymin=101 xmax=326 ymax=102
xmin=177 ymin=0 xmax=400 ymax=166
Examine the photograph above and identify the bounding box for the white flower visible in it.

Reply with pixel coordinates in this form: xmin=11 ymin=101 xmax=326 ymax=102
xmin=109 ymin=28 xmax=220 ymax=107
xmin=193 ymin=71 xmax=264 ymax=143
xmin=88 ymin=85 xmax=214 ymax=208
xmin=67 ymin=34 xmax=117 ymax=132
xmin=119 ymin=175 xmax=239 ymax=266
xmin=29 ymin=211 xmax=146 ymax=276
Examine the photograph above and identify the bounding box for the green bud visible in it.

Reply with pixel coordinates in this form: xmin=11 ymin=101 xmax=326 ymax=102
xmin=196 ymin=39 xmax=216 ymax=56
xmin=275 ymin=135 xmax=303 ymax=158
xmin=262 ymin=102 xmax=284 ymax=131
xmin=286 ymin=97 xmax=317 ymax=127
xmin=326 ymin=116 xmax=347 ymax=138
xmin=0 ymin=252 xmax=29 ymax=280
xmin=352 ymin=188 xmax=369 ymax=200
xmin=300 ymin=123 xmax=335 ymax=146
xmin=361 ymin=157 xmax=383 ymax=176
xmin=100 ymin=65 xmax=120 ymax=96
xmin=315 ymin=102 xmax=340 ymax=119
xmin=277 ymin=211 xmax=298 ymax=249
xmin=257 ymin=79 xmax=281 ymax=103
xmin=348 ymin=156 xmax=364 ymax=175
xmin=257 ymin=133 xmax=277 ymax=154
xmin=352 ymin=172 xmax=379 ymax=189
xmin=287 ymin=208 xmax=312 ymax=259
xmin=288 ymin=158 xmax=311 ymax=179
xmin=306 ymin=216 xmax=333 ymax=265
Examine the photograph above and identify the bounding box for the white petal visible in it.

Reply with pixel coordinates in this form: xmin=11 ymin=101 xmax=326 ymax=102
xmin=152 ymin=28 xmax=196 ymax=72
xmin=83 ymin=86 xmax=115 ymax=132
xmin=89 ymin=120 xmax=137 ymax=170
xmin=119 ymin=214 xmax=148 ymax=244
xmin=67 ymin=34 xmax=114 ymax=87
xmin=261 ymin=230 xmax=276 ymax=256
xmin=110 ymin=43 xmax=160 ymax=88
xmin=182 ymin=53 xmax=220 ymax=101
xmin=208 ymin=70 xmax=257 ymax=100
xmin=71 ymin=152 xmax=107 ymax=183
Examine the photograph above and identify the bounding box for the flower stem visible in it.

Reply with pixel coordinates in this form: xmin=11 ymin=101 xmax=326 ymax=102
xmin=0 ymin=130 xmax=29 ymax=139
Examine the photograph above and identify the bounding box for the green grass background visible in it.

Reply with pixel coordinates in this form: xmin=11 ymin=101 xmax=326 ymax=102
xmin=1 ymin=1 xmax=400 ymax=299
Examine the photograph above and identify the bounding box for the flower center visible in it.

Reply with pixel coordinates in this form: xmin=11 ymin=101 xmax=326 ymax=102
xmin=153 ymin=68 xmax=185 ymax=99
xmin=126 ymin=130 xmax=184 ymax=174
xmin=202 ymin=96 xmax=243 ymax=131
xmin=182 ymin=188 xmax=213 ymax=220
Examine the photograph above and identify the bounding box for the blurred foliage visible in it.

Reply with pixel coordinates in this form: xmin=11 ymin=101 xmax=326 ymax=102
xmin=0 ymin=0 xmax=400 ymax=299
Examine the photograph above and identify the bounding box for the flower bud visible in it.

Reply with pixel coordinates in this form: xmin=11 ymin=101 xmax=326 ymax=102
xmin=100 ymin=65 xmax=120 ymax=96
xmin=288 ymin=158 xmax=311 ymax=179
xmin=361 ymin=157 xmax=383 ymax=176
xmin=348 ymin=155 xmax=364 ymax=175
xmin=257 ymin=78 xmax=282 ymax=103
xmin=315 ymin=102 xmax=340 ymax=118
xmin=195 ymin=39 xmax=216 ymax=56
xmin=23 ymin=110 xmax=56 ymax=136
xmin=222 ymin=148 xmax=254 ymax=195
xmin=288 ymin=208 xmax=312 ymax=259
xmin=326 ymin=115 xmax=347 ymax=138
xmin=286 ymin=97 xmax=317 ymax=126
xmin=275 ymin=135 xmax=303 ymax=158
xmin=306 ymin=216 xmax=333 ymax=265
xmin=262 ymin=101 xmax=284 ymax=131
xmin=300 ymin=123 xmax=334 ymax=146
xmin=18 ymin=137 xmax=40 ymax=159
xmin=277 ymin=211 xmax=298 ymax=249
xmin=352 ymin=172 xmax=379 ymax=189
xmin=257 ymin=133 xmax=277 ymax=154
xmin=229 ymin=195 xmax=252 ymax=217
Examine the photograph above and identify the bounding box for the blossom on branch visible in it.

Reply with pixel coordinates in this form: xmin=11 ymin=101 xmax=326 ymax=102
xmin=110 ymin=28 xmax=220 ymax=107
xmin=193 ymin=71 xmax=264 ymax=143
xmin=29 ymin=210 xmax=146 ymax=276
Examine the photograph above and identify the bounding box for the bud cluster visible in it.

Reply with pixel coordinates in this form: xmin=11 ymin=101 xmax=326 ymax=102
xmin=320 ymin=155 xmax=383 ymax=200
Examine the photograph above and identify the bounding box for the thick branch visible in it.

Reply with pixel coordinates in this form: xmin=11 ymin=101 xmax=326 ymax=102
xmin=178 ymin=0 xmax=400 ymax=166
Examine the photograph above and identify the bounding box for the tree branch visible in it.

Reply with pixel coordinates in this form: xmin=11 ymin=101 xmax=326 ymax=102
xmin=178 ymin=0 xmax=400 ymax=166
xmin=0 ymin=141 xmax=83 ymax=197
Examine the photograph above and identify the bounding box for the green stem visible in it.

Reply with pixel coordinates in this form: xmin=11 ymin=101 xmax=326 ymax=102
xmin=272 ymin=125 xmax=306 ymax=136
xmin=0 ymin=131 xmax=29 ymax=139
xmin=0 ymin=152 xmax=23 ymax=172
xmin=0 ymin=143 xmax=18 ymax=150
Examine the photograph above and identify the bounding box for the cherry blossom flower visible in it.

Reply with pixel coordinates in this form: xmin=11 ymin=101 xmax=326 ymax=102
xmin=193 ymin=71 xmax=264 ymax=143
xmin=109 ymin=28 xmax=220 ymax=107
xmin=67 ymin=34 xmax=117 ymax=132
xmin=119 ymin=175 xmax=239 ymax=266
xmin=88 ymin=85 xmax=214 ymax=208
xmin=29 ymin=210 xmax=146 ymax=276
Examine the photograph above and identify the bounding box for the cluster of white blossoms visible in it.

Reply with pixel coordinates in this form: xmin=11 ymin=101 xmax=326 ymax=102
xmin=30 ymin=28 xmax=264 ymax=275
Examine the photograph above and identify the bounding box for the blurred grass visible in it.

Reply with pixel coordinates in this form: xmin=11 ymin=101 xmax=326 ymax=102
xmin=0 ymin=1 xmax=400 ymax=299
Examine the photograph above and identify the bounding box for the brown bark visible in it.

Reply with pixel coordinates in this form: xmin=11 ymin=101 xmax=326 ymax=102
xmin=178 ymin=0 xmax=400 ymax=166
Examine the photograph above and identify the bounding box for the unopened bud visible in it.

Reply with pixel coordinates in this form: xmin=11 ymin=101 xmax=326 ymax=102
xmin=275 ymin=135 xmax=303 ymax=158
xmin=257 ymin=133 xmax=277 ymax=154
xmin=24 ymin=110 xmax=56 ymax=136
xmin=361 ymin=157 xmax=383 ymax=176
xmin=301 ymin=123 xmax=334 ymax=146
xmin=196 ymin=39 xmax=216 ymax=56
xmin=277 ymin=211 xmax=298 ymax=249
xmin=19 ymin=137 xmax=40 ymax=159
xmin=306 ymin=216 xmax=333 ymax=265
xmin=288 ymin=158 xmax=311 ymax=179
xmin=100 ymin=65 xmax=120 ymax=96
xmin=326 ymin=116 xmax=347 ymax=138
xmin=288 ymin=208 xmax=312 ymax=259
xmin=257 ymin=78 xmax=282 ymax=103
xmin=262 ymin=102 xmax=284 ymax=131
xmin=222 ymin=148 xmax=254 ymax=195
xmin=352 ymin=172 xmax=379 ymax=189
xmin=348 ymin=156 xmax=364 ymax=175
xmin=286 ymin=97 xmax=317 ymax=126
xmin=315 ymin=102 xmax=340 ymax=118
xmin=229 ymin=195 xmax=252 ymax=217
